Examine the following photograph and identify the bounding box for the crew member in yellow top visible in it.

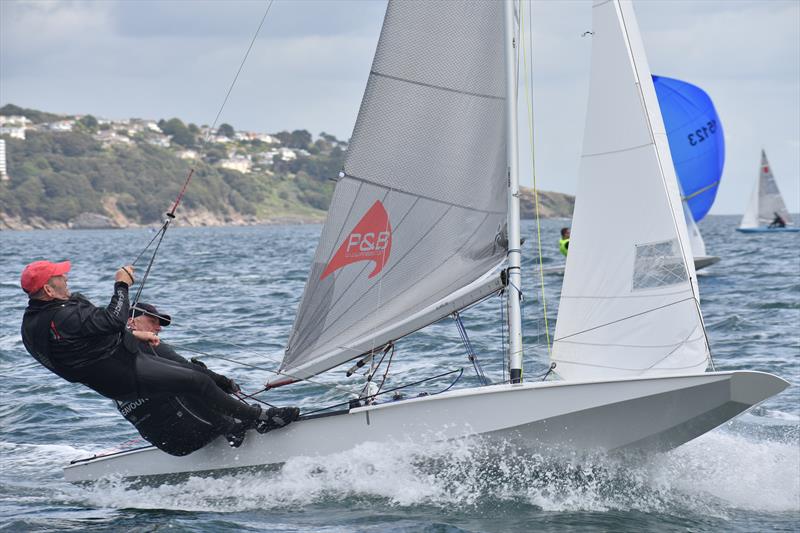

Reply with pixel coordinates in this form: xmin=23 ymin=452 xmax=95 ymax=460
xmin=559 ymin=227 xmax=570 ymax=257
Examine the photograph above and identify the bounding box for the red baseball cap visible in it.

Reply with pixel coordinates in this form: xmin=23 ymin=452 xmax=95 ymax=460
xmin=21 ymin=260 xmax=71 ymax=294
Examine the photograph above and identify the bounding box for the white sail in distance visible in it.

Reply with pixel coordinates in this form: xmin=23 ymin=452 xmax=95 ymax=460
xmin=552 ymin=0 xmax=709 ymax=381
xmin=682 ymin=194 xmax=707 ymax=257
xmin=272 ymin=1 xmax=510 ymax=385
xmin=740 ymin=150 xmax=793 ymax=228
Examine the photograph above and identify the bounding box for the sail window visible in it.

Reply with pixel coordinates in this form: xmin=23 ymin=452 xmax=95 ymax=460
xmin=632 ymin=239 xmax=688 ymax=290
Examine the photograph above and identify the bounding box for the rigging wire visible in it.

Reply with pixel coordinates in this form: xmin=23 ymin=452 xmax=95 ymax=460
xmin=500 ymin=288 xmax=507 ymax=382
xmin=616 ymin=4 xmax=713 ymax=370
xmin=128 ymin=0 xmax=275 ymax=302
xmin=453 ymin=312 xmax=489 ymax=385
xmin=520 ymin=0 xmax=552 ymax=357
xmin=301 ymin=368 xmax=464 ymax=417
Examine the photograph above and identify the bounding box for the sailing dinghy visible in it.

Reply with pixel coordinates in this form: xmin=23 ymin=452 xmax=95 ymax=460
xmin=653 ymin=75 xmax=725 ymax=270
xmin=737 ymin=150 xmax=799 ymax=233
xmin=548 ymin=74 xmax=727 ymax=277
xmin=64 ymin=0 xmax=787 ymax=484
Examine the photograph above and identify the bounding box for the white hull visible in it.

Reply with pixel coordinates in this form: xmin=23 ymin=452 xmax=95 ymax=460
xmin=64 ymin=370 xmax=787 ymax=483
xmin=693 ymin=255 xmax=720 ymax=270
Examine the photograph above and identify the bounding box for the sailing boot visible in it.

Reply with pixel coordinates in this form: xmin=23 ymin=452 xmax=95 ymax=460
xmin=225 ymin=421 xmax=248 ymax=448
xmin=255 ymin=406 xmax=301 ymax=434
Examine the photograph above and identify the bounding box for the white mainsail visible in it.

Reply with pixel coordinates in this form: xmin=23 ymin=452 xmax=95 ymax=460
xmin=739 ymin=150 xmax=793 ymax=228
xmin=272 ymin=1 xmax=510 ymax=385
xmin=552 ymin=0 xmax=710 ymax=381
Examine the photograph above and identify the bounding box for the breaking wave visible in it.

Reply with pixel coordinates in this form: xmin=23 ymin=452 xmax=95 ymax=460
xmin=6 ymin=425 xmax=796 ymax=517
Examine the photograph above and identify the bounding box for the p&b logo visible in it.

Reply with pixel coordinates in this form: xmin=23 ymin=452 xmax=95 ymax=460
xmin=321 ymin=200 xmax=392 ymax=280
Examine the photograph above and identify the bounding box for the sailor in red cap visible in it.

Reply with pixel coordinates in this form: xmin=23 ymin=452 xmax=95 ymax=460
xmin=19 ymin=260 xmax=299 ymax=450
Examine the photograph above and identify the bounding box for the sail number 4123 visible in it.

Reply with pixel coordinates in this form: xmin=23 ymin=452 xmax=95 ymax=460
xmin=687 ymin=120 xmax=717 ymax=146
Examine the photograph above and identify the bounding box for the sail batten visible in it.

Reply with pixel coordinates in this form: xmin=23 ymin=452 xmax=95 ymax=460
xmin=552 ymin=0 xmax=709 ymax=381
xmin=275 ymin=1 xmax=509 ymax=383
xmin=341 ymin=172 xmax=507 ymax=215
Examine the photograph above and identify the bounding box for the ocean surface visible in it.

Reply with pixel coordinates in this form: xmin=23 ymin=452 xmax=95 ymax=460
xmin=1 ymin=216 xmax=798 ymax=532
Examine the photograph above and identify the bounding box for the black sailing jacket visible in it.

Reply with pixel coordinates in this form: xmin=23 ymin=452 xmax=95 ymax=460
xmin=21 ymin=282 xmax=138 ymax=382
xmin=116 ymin=341 xmax=237 ymax=456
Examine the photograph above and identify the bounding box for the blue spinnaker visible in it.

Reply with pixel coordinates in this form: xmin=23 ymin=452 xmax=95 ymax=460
xmin=653 ymin=75 xmax=725 ymax=222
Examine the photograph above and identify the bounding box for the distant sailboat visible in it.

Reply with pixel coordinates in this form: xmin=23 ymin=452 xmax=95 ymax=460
xmin=63 ymin=0 xmax=786 ymax=483
xmin=653 ymin=75 xmax=724 ymax=269
xmin=737 ymin=150 xmax=799 ymax=233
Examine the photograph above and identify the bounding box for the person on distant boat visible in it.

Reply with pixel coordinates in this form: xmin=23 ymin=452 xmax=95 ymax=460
xmin=117 ymin=302 xmax=250 ymax=454
xmin=19 ymin=260 xmax=300 ymax=448
xmin=768 ymin=212 xmax=787 ymax=228
xmin=559 ymin=227 xmax=571 ymax=257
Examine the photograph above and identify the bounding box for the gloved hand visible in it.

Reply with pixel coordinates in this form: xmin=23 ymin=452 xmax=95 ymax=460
xmin=190 ymin=357 xmax=208 ymax=369
xmin=222 ymin=377 xmax=241 ymax=394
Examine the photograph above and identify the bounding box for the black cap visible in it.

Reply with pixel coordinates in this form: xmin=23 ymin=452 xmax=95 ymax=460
xmin=130 ymin=303 xmax=171 ymax=326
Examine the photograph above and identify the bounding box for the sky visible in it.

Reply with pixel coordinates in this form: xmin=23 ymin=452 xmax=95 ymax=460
xmin=1 ymin=0 xmax=798 ymax=215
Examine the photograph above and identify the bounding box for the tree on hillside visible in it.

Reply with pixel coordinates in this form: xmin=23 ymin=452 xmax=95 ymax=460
xmin=159 ymin=118 xmax=196 ymax=148
xmin=217 ymin=123 xmax=235 ymax=138
xmin=204 ymin=145 xmax=228 ymax=163
xmin=289 ymin=130 xmax=312 ymax=149
xmin=0 ymin=103 xmax=61 ymax=124
xmin=79 ymin=115 xmax=98 ymax=132
xmin=319 ymin=132 xmax=338 ymax=144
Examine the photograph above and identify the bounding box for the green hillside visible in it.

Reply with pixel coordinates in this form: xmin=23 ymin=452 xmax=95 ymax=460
xmin=0 ymin=105 xmax=572 ymax=229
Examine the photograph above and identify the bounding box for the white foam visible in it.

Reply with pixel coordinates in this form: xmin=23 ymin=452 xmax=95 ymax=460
xmin=55 ymin=428 xmax=799 ymax=515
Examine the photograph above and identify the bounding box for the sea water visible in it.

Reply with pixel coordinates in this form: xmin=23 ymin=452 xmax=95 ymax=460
xmin=1 ymin=216 xmax=797 ymax=532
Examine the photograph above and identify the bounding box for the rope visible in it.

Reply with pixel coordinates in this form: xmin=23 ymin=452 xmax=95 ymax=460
xmin=301 ymin=368 xmax=464 ymax=417
xmin=131 ymin=222 xmax=170 ymax=308
xmin=203 ymin=0 xmax=275 ymax=144
xmin=234 ymin=389 xmax=276 ymax=408
xmin=127 ymin=0 xmax=275 ymax=299
xmin=520 ymin=0 xmax=552 ymax=357
xmin=540 ymin=362 xmax=557 ymax=381
xmin=131 ymin=219 xmax=170 ymax=266
xmin=170 ymin=343 xmax=357 ymax=398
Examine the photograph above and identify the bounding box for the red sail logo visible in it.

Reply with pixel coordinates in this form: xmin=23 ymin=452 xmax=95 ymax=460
xmin=321 ymin=200 xmax=392 ymax=280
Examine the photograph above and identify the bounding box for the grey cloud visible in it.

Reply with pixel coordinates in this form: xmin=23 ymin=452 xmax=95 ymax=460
xmin=109 ymin=0 xmax=387 ymax=39
xmin=0 ymin=0 xmax=797 ymax=214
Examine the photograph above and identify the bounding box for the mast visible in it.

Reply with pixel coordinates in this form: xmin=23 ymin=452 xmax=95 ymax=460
xmin=504 ymin=0 xmax=523 ymax=383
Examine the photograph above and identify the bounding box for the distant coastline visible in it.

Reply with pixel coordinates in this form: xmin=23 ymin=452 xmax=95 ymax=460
xmin=0 ymin=104 xmax=574 ymax=231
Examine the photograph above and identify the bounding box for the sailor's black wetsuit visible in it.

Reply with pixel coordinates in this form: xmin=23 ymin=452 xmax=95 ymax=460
xmin=117 ymin=342 xmax=238 ymax=456
xmin=20 ymin=282 xmax=260 ymax=422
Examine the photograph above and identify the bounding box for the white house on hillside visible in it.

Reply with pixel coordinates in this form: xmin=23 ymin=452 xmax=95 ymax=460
xmin=219 ymin=156 xmax=252 ymax=174
xmin=0 ymin=126 xmax=25 ymax=140
xmin=0 ymin=139 xmax=8 ymax=181
xmin=0 ymin=115 xmax=30 ymax=127
xmin=49 ymin=121 xmax=74 ymax=132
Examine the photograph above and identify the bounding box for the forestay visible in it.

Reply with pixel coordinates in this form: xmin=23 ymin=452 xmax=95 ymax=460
xmin=740 ymin=150 xmax=793 ymax=228
xmin=273 ymin=1 xmax=509 ymax=384
xmin=552 ymin=0 xmax=710 ymax=381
